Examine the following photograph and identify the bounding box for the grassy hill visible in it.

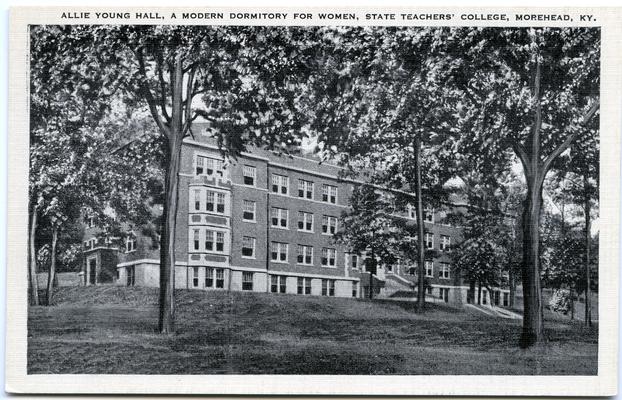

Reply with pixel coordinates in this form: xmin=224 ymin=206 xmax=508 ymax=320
xmin=28 ymin=286 xmax=597 ymax=375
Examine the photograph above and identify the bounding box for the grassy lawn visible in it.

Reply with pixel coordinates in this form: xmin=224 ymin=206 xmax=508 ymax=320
xmin=28 ymin=286 xmax=597 ymax=375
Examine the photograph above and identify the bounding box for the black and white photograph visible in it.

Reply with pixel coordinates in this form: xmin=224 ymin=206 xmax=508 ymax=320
xmin=5 ymin=5 xmax=620 ymax=396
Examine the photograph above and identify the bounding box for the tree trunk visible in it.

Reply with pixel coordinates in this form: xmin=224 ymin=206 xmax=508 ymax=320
xmin=46 ymin=226 xmax=59 ymax=306
xmin=369 ymin=245 xmax=374 ymax=300
xmin=477 ymin=282 xmax=482 ymax=305
xmin=584 ymin=177 xmax=592 ymax=327
xmin=570 ymin=286 xmax=575 ymax=320
xmin=519 ymin=180 xmax=546 ymax=347
xmin=158 ymin=53 xmax=185 ymax=334
xmin=469 ymin=280 xmax=476 ymax=304
xmin=414 ymin=136 xmax=426 ymax=312
xmin=28 ymin=204 xmax=39 ymax=306
xmin=509 ymin=268 xmax=515 ymax=308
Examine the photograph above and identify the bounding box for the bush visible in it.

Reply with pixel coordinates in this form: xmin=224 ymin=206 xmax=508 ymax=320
xmin=549 ymin=289 xmax=572 ymax=314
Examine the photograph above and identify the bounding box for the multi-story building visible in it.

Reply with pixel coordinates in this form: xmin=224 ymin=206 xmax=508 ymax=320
xmin=82 ymin=131 xmax=511 ymax=306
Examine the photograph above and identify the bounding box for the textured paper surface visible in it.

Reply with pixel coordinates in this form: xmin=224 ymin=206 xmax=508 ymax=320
xmin=6 ymin=6 xmax=620 ymax=395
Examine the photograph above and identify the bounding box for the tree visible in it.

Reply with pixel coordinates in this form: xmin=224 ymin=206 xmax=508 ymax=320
xmin=545 ymin=118 xmax=599 ymax=325
xmin=31 ymin=26 xmax=322 ymax=331
xmin=29 ymin=26 xmax=125 ymax=305
xmin=437 ymin=27 xmax=599 ymax=346
xmin=334 ymin=185 xmax=416 ymax=299
xmin=453 ymin=214 xmax=508 ymax=305
xmin=311 ymin=27 xmax=459 ymax=311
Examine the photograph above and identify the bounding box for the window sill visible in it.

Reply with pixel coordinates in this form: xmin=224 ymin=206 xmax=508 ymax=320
xmin=271 ymin=226 xmax=289 ymax=230
xmin=321 ymin=264 xmax=337 ymax=269
xmin=191 ymin=211 xmax=228 ymax=217
xmin=270 ymin=260 xmax=289 ymax=264
xmin=241 ymin=256 xmax=256 ymax=260
xmin=297 ymin=263 xmax=314 ymax=266
xmin=321 ymin=232 xmax=335 ymax=236
xmin=243 ymin=219 xmax=257 ymax=223
xmin=297 ymin=229 xmax=314 ymax=234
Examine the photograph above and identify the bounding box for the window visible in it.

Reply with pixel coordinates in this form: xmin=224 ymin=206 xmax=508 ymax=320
xmin=503 ymin=292 xmax=509 ymax=307
xmin=205 ymin=267 xmax=214 ymax=288
xmin=84 ymin=238 xmax=97 ymax=250
xmin=427 ymin=286 xmax=433 ymax=295
xmin=424 ymin=207 xmax=434 ymax=223
xmin=321 ymin=248 xmax=336 ymax=267
xmin=321 ymin=279 xmax=335 ymax=296
xmin=196 ymin=156 xmax=204 ymax=175
xmin=279 ymin=276 xmax=287 ymax=293
xmin=271 ymin=242 xmax=288 ymax=263
xmin=243 ymin=165 xmax=256 ymax=186
xmin=216 ymin=268 xmax=224 ymax=288
xmin=322 ymin=215 xmax=338 ymax=235
xmin=297 ymin=277 xmax=312 ymax=295
xmin=242 ymin=272 xmax=253 ymax=291
xmin=216 ymin=232 xmax=224 ymax=252
xmin=271 ymin=174 xmax=289 ymax=195
xmin=298 ymin=211 xmax=313 ymax=232
xmin=271 ymin=207 xmax=289 ymax=229
xmin=242 ymin=236 xmax=255 ymax=258
xmin=352 ymin=281 xmax=358 ymax=298
xmin=297 ymin=277 xmax=303 ymax=294
xmin=216 ymin=193 xmax=225 ymax=213
xmin=193 ymin=229 xmax=200 ymax=251
xmin=425 ymin=260 xmax=434 ymax=277
xmin=322 ymin=184 xmax=337 ymax=203
xmin=271 ymin=275 xmax=278 ymax=293
xmin=439 ymin=287 xmax=450 ymax=303
xmin=407 ymin=205 xmax=416 ymax=220
xmin=126 ymin=266 xmax=135 ymax=286
xmin=297 ymin=245 xmax=313 ymax=265
xmin=87 ymin=215 xmax=95 ymax=228
xmin=482 ymin=290 xmax=487 ymax=305
xmin=243 ymin=200 xmax=256 ymax=222
xmin=271 ymin=275 xmax=287 ymax=293
xmin=154 ymin=234 xmax=162 ymax=250
xmin=194 ymin=189 xmax=201 ymax=211
xmin=125 ymin=233 xmax=137 ymax=253
xmin=425 ymin=233 xmax=434 ymax=249
xmin=349 ymin=254 xmax=359 ymax=269
xmin=440 ymin=235 xmax=451 ymax=251
xmin=204 ymin=191 xmax=226 ymax=214
xmin=196 ymin=155 xmax=224 ymax=177
xmin=440 ymin=263 xmax=451 ymax=279
xmin=206 ymin=191 xmax=214 ymax=212
xmin=205 ymin=229 xmax=214 ymax=251
xmin=192 ymin=267 xmax=199 ymax=288
xmin=305 ymin=278 xmax=311 ymax=294
xmin=298 ymin=179 xmax=314 ymax=199
xmin=204 ymin=230 xmax=225 ymax=253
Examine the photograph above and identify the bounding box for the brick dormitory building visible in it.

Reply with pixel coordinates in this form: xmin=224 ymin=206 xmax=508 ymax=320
xmin=81 ymin=130 xmax=512 ymax=307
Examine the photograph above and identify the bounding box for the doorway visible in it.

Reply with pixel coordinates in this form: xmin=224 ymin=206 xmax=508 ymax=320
xmin=87 ymin=257 xmax=97 ymax=285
